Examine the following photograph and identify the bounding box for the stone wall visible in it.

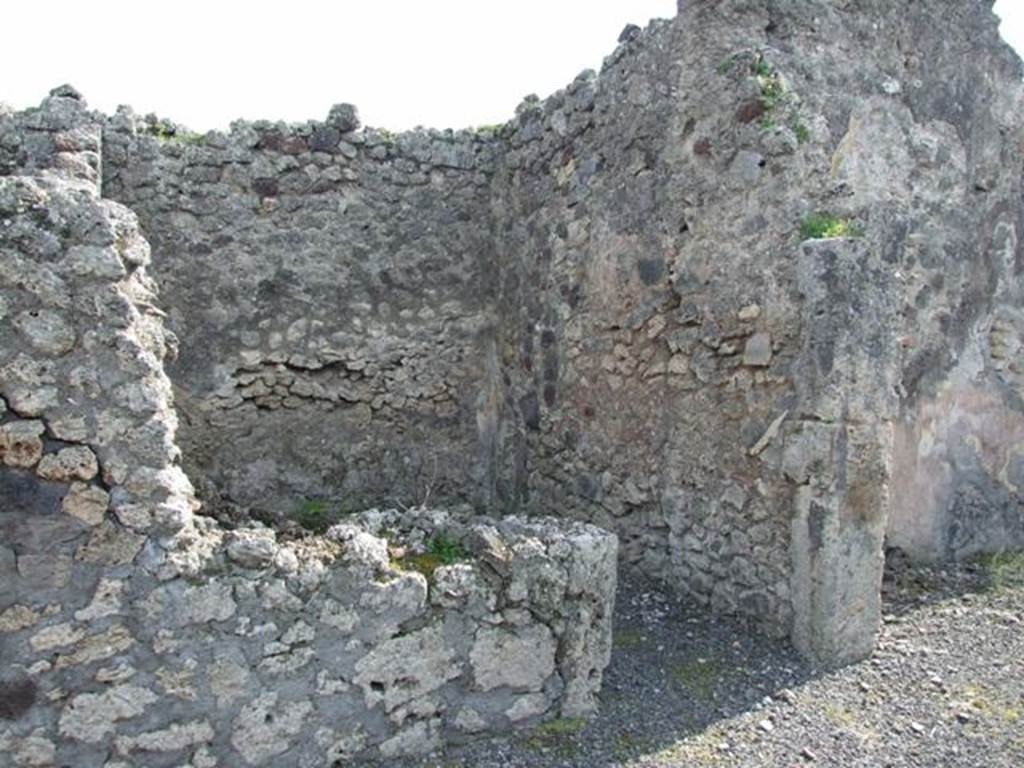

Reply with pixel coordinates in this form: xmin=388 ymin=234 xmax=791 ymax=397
xmin=101 ymin=108 xmax=504 ymax=517
xmin=2 ymin=0 xmax=1023 ymax=712
xmin=0 ymin=89 xmax=202 ymax=588
xmin=487 ymin=0 xmax=1024 ymax=656
xmin=0 ymin=96 xmax=617 ymax=764
xmin=96 ymin=0 xmax=1024 ymax=621
xmin=2 ymin=500 xmax=616 ymax=765
xmin=490 ymin=18 xmax=802 ymax=639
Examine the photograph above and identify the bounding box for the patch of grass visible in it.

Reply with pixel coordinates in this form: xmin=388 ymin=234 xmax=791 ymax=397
xmin=612 ymin=729 xmax=646 ymax=759
xmin=669 ymin=657 xmax=721 ymax=701
xmin=292 ymin=496 xmax=362 ymax=534
xmin=750 ymin=54 xmax=787 ymax=114
xmin=793 ymin=121 xmax=811 ymax=144
xmin=148 ymin=121 xmax=174 ymax=141
xmin=799 ymin=212 xmax=864 ymax=240
xmin=391 ymin=552 xmax=446 ymax=579
xmin=648 ymin=725 xmax=729 ymax=766
xmin=958 ymin=683 xmax=1022 ymax=722
xmin=822 ymin=701 xmax=856 ymax=726
xmin=427 ymin=532 xmax=469 ymax=565
xmin=524 ymin=717 xmax=585 ymax=756
xmin=751 ymin=58 xmax=772 ymax=78
xmin=717 ymin=53 xmax=740 ymax=74
xmin=758 ymin=75 xmax=786 ymax=112
xmin=391 ymin=532 xmax=469 ymax=579
xmin=613 ymin=629 xmax=645 ymax=650
xmin=975 ymin=549 xmax=1024 ymax=592
xmin=294 ymin=497 xmax=331 ymax=533
xmin=148 ymin=121 xmax=204 ymax=145
xmin=474 ymin=123 xmax=504 ymax=138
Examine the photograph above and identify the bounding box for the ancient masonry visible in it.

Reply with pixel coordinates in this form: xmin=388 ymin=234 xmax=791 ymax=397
xmin=2 ymin=0 xmax=1024 ymax=764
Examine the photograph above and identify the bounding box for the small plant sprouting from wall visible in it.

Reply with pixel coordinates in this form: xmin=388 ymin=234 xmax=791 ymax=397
xmin=391 ymin=532 xmax=470 ymax=579
xmin=427 ymin=532 xmax=469 ymax=564
xmin=792 ymin=121 xmax=811 ymax=144
xmin=294 ymin=497 xmax=331 ymax=533
xmin=799 ymin=212 xmax=864 ymax=240
xmin=473 ymin=123 xmax=506 ymax=139
xmin=720 ymin=49 xmax=808 ymax=137
xmin=147 ymin=120 xmax=204 ymax=145
xmin=292 ymin=496 xmax=361 ymax=534
xmin=754 ymin=56 xmax=786 ymax=113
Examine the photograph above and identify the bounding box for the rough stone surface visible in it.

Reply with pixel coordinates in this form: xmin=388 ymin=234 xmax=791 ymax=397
xmin=61 ymin=482 xmax=109 ymax=525
xmin=0 ymin=498 xmax=615 ymax=764
xmin=35 ymin=445 xmax=98 ymax=482
xmin=58 ymin=684 xmax=158 ymax=743
xmin=471 ymin=624 xmax=556 ymax=692
xmin=0 ymin=421 xmax=44 ymax=468
xmin=102 ymin=98 xmax=501 ymax=519
xmin=2 ymin=0 xmax=1024 ymax=763
xmin=41 ymin=0 xmax=1014 ymax=659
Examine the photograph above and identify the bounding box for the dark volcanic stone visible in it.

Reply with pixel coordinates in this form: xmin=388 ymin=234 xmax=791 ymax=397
xmin=0 ymin=677 xmax=37 ymax=720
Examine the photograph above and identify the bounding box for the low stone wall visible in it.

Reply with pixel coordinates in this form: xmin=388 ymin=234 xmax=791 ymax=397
xmin=0 ymin=508 xmax=617 ymax=765
xmin=0 ymin=97 xmax=619 ymax=766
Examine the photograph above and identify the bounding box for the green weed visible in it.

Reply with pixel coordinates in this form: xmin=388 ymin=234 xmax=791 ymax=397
xmin=751 ymin=57 xmax=772 ymax=78
xmin=427 ymin=532 xmax=469 ymax=565
xmin=976 ymin=549 xmax=1024 ymax=592
xmin=294 ymin=497 xmax=331 ymax=533
xmin=612 ymin=729 xmax=646 ymax=759
xmin=292 ymin=496 xmax=361 ymax=534
xmin=148 ymin=121 xmax=204 ymax=145
xmin=717 ymin=54 xmax=739 ymax=74
xmin=822 ymin=701 xmax=856 ymax=726
xmin=669 ymin=657 xmax=721 ymax=701
xmin=613 ymin=629 xmax=645 ymax=649
xmin=758 ymin=75 xmax=786 ymax=111
xmin=799 ymin=212 xmax=863 ymax=240
xmin=474 ymin=123 xmax=505 ymax=138
xmin=391 ymin=532 xmax=469 ymax=579
xmin=525 ymin=717 xmax=586 ymax=756
xmin=958 ymin=682 xmax=1022 ymax=722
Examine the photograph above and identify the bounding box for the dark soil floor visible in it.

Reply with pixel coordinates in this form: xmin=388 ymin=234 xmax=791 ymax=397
xmin=387 ymin=553 xmax=1024 ymax=768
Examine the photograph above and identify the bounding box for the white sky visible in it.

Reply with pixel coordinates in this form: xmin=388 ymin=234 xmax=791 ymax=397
xmin=1 ymin=1 xmax=1022 ymax=132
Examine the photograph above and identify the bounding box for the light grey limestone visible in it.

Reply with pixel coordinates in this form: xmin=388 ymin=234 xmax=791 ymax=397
xmin=59 ymin=685 xmax=158 ymax=743
xmin=471 ymin=624 xmax=556 ymax=692
xmin=230 ymin=693 xmax=313 ymax=765
xmin=353 ymin=623 xmax=461 ymax=713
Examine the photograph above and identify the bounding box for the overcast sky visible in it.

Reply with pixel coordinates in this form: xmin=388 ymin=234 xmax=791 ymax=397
xmin=2 ymin=1 xmax=1022 ymax=132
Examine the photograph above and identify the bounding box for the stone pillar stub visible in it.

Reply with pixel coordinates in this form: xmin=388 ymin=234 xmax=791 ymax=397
xmin=788 ymin=239 xmax=899 ymax=666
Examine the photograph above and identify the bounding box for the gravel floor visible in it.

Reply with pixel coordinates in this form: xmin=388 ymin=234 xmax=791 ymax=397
xmin=385 ymin=554 xmax=1024 ymax=768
